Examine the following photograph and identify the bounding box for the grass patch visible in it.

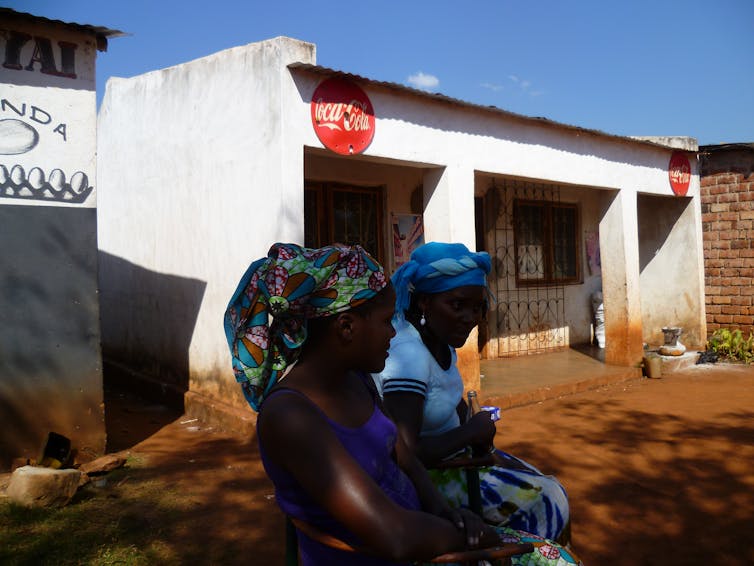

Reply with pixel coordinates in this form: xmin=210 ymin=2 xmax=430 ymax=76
xmin=0 ymin=457 xmax=187 ymax=566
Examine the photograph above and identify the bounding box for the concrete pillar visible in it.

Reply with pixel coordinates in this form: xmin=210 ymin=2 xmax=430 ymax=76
xmin=421 ymin=165 xmax=481 ymax=393
xmin=600 ymin=189 xmax=645 ymax=366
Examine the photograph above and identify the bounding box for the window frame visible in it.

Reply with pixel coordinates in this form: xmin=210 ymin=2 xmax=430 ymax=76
xmin=512 ymin=199 xmax=581 ymax=286
xmin=304 ymin=181 xmax=385 ymax=264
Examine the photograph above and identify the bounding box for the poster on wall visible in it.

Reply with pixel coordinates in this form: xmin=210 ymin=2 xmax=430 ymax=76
xmin=392 ymin=213 xmax=424 ymax=270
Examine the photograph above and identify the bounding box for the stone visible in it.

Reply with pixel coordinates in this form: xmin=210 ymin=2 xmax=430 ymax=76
xmin=6 ymin=465 xmax=81 ymax=508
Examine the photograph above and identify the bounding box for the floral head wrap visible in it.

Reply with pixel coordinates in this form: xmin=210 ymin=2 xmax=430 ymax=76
xmin=224 ymin=242 xmax=388 ymax=411
xmin=391 ymin=242 xmax=491 ymax=320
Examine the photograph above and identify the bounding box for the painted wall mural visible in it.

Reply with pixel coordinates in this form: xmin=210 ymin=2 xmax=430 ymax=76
xmin=0 ymin=114 xmax=92 ymax=203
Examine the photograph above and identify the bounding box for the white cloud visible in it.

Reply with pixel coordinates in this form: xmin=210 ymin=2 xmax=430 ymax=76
xmin=481 ymin=82 xmax=504 ymax=92
xmin=407 ymin=71 xmax=440 ymax=91
xmin=507 ymin=75 xmax=543 ymax=97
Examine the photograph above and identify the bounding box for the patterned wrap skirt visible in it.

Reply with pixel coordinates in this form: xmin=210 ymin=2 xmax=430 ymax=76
xmin=427 ymin=449 xmax=570 ymax=544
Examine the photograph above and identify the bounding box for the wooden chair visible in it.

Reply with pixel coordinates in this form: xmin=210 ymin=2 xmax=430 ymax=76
xmin=285 ymin=514 xmax=534 ymax=566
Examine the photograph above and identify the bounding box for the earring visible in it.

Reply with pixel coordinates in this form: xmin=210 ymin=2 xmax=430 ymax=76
xmin=420 ymin=313 xmax=426 ymax=326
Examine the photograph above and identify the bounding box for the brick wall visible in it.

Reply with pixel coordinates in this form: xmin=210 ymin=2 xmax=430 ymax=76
xmin=700 ymin=144 xmax=754 ymax=337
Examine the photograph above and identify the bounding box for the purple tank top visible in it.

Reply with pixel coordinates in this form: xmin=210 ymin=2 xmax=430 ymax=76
xmin=258 ymin=384 xmax=421 ymax=566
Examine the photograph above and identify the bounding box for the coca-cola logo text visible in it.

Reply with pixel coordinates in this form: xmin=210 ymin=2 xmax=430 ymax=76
xmin=313 ymin=99 xmax=372 ymax=133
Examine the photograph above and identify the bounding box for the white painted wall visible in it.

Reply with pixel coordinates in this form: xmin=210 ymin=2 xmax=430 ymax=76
xmin=0 ymin=17 xmax=104 ymax=469
xmin=98 ymin=37 xmax=316 ymax=408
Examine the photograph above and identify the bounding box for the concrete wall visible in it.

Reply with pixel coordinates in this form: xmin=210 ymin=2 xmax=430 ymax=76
xmin=98 ymin=37 xmax=316 ymax=417
xmin=0 ymin=18 xmax=104 ymax=469
xmin=700 ymin=145 xmax=754 ymax=337
xmin=638 ymin=194 xmax=707 ymax=348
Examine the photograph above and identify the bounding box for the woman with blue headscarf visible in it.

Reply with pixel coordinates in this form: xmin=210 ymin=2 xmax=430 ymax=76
xmin=373 ymin=242 xmax=572 ymax=545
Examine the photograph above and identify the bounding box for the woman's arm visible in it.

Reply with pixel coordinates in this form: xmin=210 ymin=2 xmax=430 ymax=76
xmin=383 ymin=392 xmax=496 ymax=466
xmin=392 ymin=423 xmax=494 ymax=547
xmin=258 ymin=393 xmax=470 ymax=562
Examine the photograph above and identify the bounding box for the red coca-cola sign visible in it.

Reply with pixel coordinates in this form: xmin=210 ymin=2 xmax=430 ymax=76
xmin=311 ymin=78 xmax=375 ymax=155
xmin=668 ymin=151 xmax=691 ymax=196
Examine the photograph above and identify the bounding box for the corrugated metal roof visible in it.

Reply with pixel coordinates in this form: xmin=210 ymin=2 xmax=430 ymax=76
xmin=290 ymin=62 xmax=696 ymax=153
xmin=700 ymin=143 xmax=754 ymax=153
xmin=0 ymin=8 xmax=128 ymax=52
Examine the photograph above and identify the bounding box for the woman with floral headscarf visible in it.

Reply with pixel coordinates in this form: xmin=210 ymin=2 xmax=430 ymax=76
xmin=225 ymin=243 xmax=582 ymax=566
xmin=372 ymin=242 xmax=572 ymax=546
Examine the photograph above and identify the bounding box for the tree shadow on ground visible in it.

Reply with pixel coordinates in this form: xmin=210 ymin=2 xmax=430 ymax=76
xmin=507 ymin=396 xmax=754 ymax=565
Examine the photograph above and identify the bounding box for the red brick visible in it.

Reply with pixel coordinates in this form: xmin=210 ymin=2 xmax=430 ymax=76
xmin=707 ymin=305 xmax=722 ymax=315
xmin=710 ymin=204 xmax=730 ymax=213
xmin=715 ymin=314 xmax=733 ymax=323
xmin=731 ymin=240 xmax=749 ymax=250
xmin=733 ymin=315 xmax=754 ymax=325
xmin=718 ymin=193 xmax=739 ymax=203
xmin=727 ymin=258 xmax=745 ymax=268
xmin=731 ymin=296 xmax=752 ymax=306
xmin=713 ymin=295 xmax=733 ymax=304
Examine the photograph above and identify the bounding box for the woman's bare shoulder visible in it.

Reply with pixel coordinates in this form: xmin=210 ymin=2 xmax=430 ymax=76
xmin=258 ymin=388 xmax=328 ymax=444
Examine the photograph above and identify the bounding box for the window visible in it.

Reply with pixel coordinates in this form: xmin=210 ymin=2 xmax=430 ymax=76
xmin=304 ymin=182 xmax=384 ymax=263
xmin=513 ymin=200 xmax=580 ymax=285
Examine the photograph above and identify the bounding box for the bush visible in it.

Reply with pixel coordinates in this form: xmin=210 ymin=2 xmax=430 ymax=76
xmin=707 ymin=328 xmax=754 ymax=363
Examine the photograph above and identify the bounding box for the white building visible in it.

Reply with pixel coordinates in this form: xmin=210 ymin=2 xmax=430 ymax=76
xmin=97 ymin=36 xmax=705 ymax=431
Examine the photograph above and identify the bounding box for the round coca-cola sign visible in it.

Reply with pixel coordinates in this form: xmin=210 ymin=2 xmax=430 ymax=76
xmin=668 ymin=151 xmax=691 ymax=196
xmin=311 ymin=78 xmax=375 ymax=155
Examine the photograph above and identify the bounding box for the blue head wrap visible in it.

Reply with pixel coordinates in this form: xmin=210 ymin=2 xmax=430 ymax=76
xmin=391 ymin=242 xmax=491 ymax=320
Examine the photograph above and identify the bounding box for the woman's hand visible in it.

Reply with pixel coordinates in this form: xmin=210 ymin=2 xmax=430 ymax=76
xmin=464 ymin=410 xmax=497 ymax=446
xmin=445 ymin=508 xmax=502 ymax=548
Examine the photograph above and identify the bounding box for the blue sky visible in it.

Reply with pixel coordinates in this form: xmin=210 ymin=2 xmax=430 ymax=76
xmin=4 ymin=0 xmax=753 ymax=146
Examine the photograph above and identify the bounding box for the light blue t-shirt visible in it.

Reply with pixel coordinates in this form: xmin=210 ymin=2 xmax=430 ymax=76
xmin=372 ymin=320 xmax=463 ymax=437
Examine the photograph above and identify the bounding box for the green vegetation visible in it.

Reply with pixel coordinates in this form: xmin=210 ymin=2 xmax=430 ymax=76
xmin=707 ymin=328 xmax=754 ymax=363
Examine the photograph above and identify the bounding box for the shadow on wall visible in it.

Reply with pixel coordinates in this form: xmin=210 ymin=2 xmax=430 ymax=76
xmin=98 ymin=251 xmax=207 ymax=414
xmin=0 ymin=205 xmax=104 ymax=470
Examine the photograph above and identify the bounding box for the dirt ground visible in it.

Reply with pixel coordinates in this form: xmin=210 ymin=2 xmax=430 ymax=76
xmin=102 ymin=362 xmax=754 ymax=565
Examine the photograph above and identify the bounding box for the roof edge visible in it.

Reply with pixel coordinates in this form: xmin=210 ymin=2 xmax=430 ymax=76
xmin=0 ymin=8 xmax=128 ymax=52
xmin=289 ymin=62 xmax=696 ymax=153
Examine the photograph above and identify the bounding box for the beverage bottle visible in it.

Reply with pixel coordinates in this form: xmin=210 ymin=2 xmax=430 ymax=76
xmin=467 ymin=390 xmax=482 ymax=419
xmin=467 ymin=390 xmax=492 ymax=457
